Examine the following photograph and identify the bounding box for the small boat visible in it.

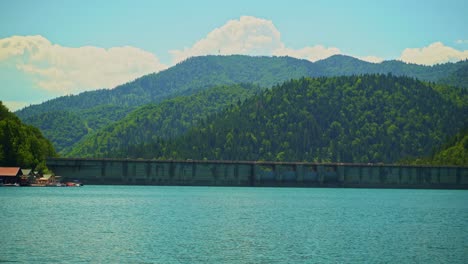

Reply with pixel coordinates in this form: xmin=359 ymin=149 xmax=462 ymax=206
xmin=1 ymin=183 xmax=20 ymax=187
xmin=65 ymin=182 xmax=83 ymax=187
xmin=46 ymin=183 xmax=66 ymax=187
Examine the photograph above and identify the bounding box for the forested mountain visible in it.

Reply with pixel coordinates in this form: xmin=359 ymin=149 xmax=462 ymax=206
xmin=119 ymin=75 xmax=467 ymax=163
xmin=23 ymin=105 xmax=129 ymax=153
xmin=315 ymin=55 xmax=468 ymax=84
xmin=67 ymin=84 xmax=261 ymax=157
xmin=430 ymin=128 xmax=468 ymax=165
xmin=438 ymin=63 xmax=468 ymax=89
xmin=0 ymin=102 xmax=56 ymax=171
xmin=405 ymin=127 xmax=468 ymax=166
xmin=15 ymin=55 xmax=468 ymax=154
xmin=16 ymin=55 xmax=319 ymax=153
xmin=16 ymin=55 xmax=319 ymax=119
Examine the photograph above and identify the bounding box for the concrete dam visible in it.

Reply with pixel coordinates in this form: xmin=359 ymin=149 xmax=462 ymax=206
xmin=47 ymin=158 xmax=468 ymax=189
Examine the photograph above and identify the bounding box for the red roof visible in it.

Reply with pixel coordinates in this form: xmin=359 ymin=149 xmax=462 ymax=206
xmin=0 ymin=167 xmax=22 ymax=177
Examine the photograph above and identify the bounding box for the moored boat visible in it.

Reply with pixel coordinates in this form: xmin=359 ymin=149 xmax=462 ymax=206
xmin=0 ymin=183 xmax=20 ymax=187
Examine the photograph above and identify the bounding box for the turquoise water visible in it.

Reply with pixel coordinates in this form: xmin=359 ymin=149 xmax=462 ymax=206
xmin=1 ymin=186 xmax=467 ymax=263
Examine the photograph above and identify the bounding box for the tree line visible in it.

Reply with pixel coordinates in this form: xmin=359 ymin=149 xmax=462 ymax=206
xmin=111 ymin=74 xmax=467 ymax=164
xmin=0 ymin=102 xmax=56 ymax=171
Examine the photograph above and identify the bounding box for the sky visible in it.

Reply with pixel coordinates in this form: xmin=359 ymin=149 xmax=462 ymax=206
xmin=1 ymin=0 xmax=467 ymax=111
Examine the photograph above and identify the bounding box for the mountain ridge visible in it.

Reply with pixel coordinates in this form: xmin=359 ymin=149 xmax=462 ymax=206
xmin=119 ymin=75 xmax=467 ymax=163
xmin=16 ymin=55 xmax=468 ymax=154
xmin=16 ymin=55 xmax=468 ymax=117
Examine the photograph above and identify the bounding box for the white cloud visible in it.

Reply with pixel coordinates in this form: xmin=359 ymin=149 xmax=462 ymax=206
xmin=399 ymin=42 xmax=468 ymax=65
xmin=358 ymin=56 xmax=384 ymax=63
xmin=170 ymin=16 xmax=284 ymax=63
xmin=170 ymin=16 xmax=468 ymax=67
xmin=2 ymin=18 xmax=466 ymax=104
xmin=0 ymin=35 xmax=167 ymax=95
xmin=170 ymin=16 xmax=342 ymax=64
xmin=273 ymin=45 xmax=341 ymax=62
xmin=455 ymin=39 xmax=468 ymax=44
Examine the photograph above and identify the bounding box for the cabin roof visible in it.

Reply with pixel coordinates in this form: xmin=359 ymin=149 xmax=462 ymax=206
xmin=39 ymin=174 xmax=53 ymax=180
xmin=0 ymin=167 xmax=22 ymax=177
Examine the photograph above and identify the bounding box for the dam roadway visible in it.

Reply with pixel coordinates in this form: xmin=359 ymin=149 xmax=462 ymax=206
xmin=46 ymin=158 xmax=468 ymax=189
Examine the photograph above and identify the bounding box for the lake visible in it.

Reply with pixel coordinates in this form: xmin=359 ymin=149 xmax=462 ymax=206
xmin=1 ymin=186 xmax=467 ymax=263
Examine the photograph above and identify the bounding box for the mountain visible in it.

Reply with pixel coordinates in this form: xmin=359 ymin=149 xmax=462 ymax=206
xmin=16 ymin=55 xmax=468 ymax=154
xmin=0 ymin=102 xmax=56 ymax=171
xmin=67 ymin=83 xmax=261 ymax=157
xmin=121 ymin=75 xmax=467 ymax=163
xmin=315 ymin=55 xmax=468 ymax=83
xmin=23 ymin=105 xmax=129 ymax=153
xmin=438 ymin=62 xmax=468 ymax=89
xmin=16 ymin=55 xmax=320 ymax=119
xmin=404 ymin=127 xmax=468 ymax=166
xmin=430 ymin=128 xmax=468 ymax=165
xmin=17 ymin=55 xmax=321 ymax=153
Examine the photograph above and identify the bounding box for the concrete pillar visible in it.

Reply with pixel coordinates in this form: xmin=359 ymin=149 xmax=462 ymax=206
xmin=318 ymin=165 xmax=325 ymax=184
xmin=378 ymin=166 xmax=385 ymax=184
xmin=169 ymin=162 xmax=175 ymax=179
xmin=234 ymin=164 xmax=239 ymax=184
xmin=146 ymin=162 xmax=151 ymax=179
xmin=296 ymin=164 xmax=304 ymax=183
xmin=359 ymin=166 xmax=363 ymax=184
xmin=192 ymin=163 xmax=197 ymax=182
xmin=211 ymin=164 xmax=218 ymax=185
xmin=416 ymin=167 xmax=422 ymax=184
xmin=250 ymin=163 xmax=257 ymax=186
xmin=398 ymin=166 xmax=402 ymax=184
xmin=337 ymin=166 xmax=345 ymax=184
xmin=122 ymin=160 xmax=128 ymax=183
xmin=274 ymin=164 xmax=281 ymax=183
xmin=101 ymin=160 xmax=106 ymax=177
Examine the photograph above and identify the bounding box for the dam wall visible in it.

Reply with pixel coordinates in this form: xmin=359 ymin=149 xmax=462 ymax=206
xmin=47 ymin=158 xmax=468 ymax=189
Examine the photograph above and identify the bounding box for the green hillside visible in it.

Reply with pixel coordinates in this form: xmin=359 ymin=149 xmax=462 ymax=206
xmin=17 ymin=55 xmax=319 ymax=153
xmin=315 ymin=55 xmax=468 ymax=84
xmin=15 ymin=55 xmax=468 ymax=154
xmin=121 ymin=75 xmax=467 ymax=163
xmin=431 ymin=128 xmax=468 ymax=165
xmin=68 ymin=84 xmax=261 ymax=157
xmin=16 ymin=55 xmax=319 ymax=119
xmin=0 ymin=102 xmax=56 ymax=171
xmin=406 ymin=127 xmax=468 ymax=166
xmin=23 ymin=105 xmax=130 ymax=153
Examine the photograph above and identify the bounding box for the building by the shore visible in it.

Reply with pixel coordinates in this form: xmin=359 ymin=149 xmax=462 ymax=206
xmin=0 ymin=167 xmax=23 ymax=185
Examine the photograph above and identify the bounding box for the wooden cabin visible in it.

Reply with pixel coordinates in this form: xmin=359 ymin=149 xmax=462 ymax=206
xmin=0 ymin=167 xmax=23 ymax=185
xmin=37 ymin=174 xmax=56 ymax=185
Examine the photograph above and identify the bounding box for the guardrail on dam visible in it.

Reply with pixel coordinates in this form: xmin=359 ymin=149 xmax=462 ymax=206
xmin=47 ymin=158 xmax=468 ymax=189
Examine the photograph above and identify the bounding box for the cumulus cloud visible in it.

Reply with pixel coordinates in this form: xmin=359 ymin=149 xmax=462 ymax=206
xmin=170 ymin=16 xmax=283 ymax=63
xmin=170 ymin=16 xmax=342 ymax=64
xmin=0 ymin=35 xmax=167 ymax=95
xmin=399 ymin=42 xmax=468 ymax=65
xmin=170 ymin=16 xmax=468 ymax=66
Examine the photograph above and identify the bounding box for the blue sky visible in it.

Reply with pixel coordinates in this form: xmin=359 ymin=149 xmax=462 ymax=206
xmin=1 ymin=0 xmax=467 ymax=110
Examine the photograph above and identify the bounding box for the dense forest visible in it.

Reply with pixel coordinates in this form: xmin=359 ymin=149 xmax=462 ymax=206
xmin=0 ymin=102 xmax=56 ymax=171
xmin=23 ymin=105 xmax=130 ymax=153
xmin=406 ymin=127 xmax=468 ymax=166
xmin=316 ymin=55 xmax=468 ymax=85
xmin=68 ymin=84 xmax=261 ymax=157
xmin=15 ymin=55 xmax=468 ymax=154
xmin=118 ymin=75 xmax=467 ymax=164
